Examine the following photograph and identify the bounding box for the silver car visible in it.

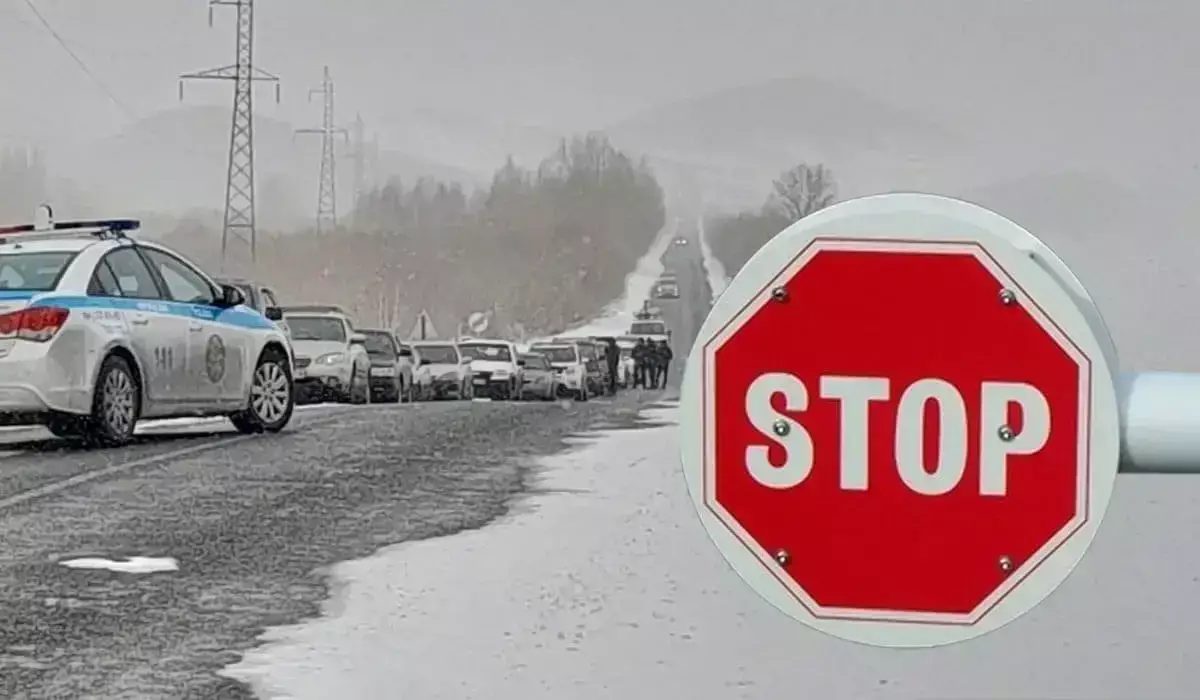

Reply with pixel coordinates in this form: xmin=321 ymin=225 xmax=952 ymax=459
xmin=283 ymin=306 xmax=371 ymax=404
xmin=518 ymin=352 xmax=559 ymax=400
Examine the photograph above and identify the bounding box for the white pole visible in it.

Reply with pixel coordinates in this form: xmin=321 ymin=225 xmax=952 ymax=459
xmin=1118 ymin=371 xmax=1200 ymax=473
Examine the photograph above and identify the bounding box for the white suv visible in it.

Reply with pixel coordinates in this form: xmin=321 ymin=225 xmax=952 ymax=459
xmin=283 ymin=305 xmax=371 ymax=404
xmin=458 ymin=338 xmax=524 ymax=400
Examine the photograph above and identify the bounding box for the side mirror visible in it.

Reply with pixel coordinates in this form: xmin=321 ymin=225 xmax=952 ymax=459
xmin=419 ymin=358 xmax=431 ymax=366
xmin=349 ymin=333 xmax=366 ymax=345
xmin=460 ymin=356 xmax=472 ymax=364
xmin=517 ymin=359 xmax=526 ymax=367
xmin=264 ymin=306 xmax=283 ymax=321
xmin=219 ymin=283 xmax=245 ymax=307
xmin=398 ymin=347 xmax=412 ymax=358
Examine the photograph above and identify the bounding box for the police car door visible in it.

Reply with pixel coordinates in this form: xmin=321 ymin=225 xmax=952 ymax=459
xmin=139 ymin=247 xmax=245 ymax=404
xmin=100 ymin=247 xmax=192 ymax=403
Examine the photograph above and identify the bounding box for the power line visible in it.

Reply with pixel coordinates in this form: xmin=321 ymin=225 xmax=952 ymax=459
xmin=19 ymin=0 xmax=134 ymax=120
xmin=18 ymin=0 xmax=225 ymax=168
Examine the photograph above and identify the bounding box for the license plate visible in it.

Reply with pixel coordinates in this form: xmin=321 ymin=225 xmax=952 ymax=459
xmin=370 ymin=367 xmax=395 ymax=377
xmin=473 ymin=378 xmax=487 ymax=385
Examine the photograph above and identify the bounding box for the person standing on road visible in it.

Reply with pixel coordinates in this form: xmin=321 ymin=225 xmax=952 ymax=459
xmin=646 ymin=340 xmax=662 ymax=389
xmin=655 ymin=340 xmax=673 ymax=388
xmin=605 ymin=338 xmax=620 ymax=395
xmin=633 ymin=338 xmax=648 ymax=388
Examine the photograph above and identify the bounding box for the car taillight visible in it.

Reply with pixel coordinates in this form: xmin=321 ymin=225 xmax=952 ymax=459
xmin=0 ymin=307 xmax=69 ymax=341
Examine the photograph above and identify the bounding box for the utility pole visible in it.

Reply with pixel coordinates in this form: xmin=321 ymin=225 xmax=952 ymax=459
xmin=295 ymin=66 xmax=347 ymax=234
xmin=348 ymin=112 xmax=366 ymax=212
xmin=179 ymin=0 xmax=281 ymax=272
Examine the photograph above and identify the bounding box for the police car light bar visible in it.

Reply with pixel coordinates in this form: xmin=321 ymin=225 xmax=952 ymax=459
xmin=0 ymin=218 xmax=140 ymax=240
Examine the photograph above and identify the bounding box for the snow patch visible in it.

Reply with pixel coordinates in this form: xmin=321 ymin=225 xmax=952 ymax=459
xmin=59 ymin=556 xmax=179 ymax=574
xmin=222 ymin=402 xmax=1200 ymax=699
xmin=697 ymin=216 xmax=728 ymax=299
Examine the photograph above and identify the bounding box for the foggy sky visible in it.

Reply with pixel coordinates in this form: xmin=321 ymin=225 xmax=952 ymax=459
xmin=4 ymin=0 xmax=1199 ymax=174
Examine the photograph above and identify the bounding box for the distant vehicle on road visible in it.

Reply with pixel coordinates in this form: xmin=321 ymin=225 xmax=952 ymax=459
xmin=0 ymin=212 xmax=294 ymax=446
xmin=517 ymin=352 xmax=559 ymax=400
xmin=357 ymin=328 xmax=413 ymax=403
xmin=282 ymin=305 xmax=371 ymax=404
xmin=652 ymin=277 xmax=680 ymax=299
xmin=674 ymin=236 xmax=688 ymax=246
xmin=410 ymin=341 xmax=474 ymax=400
xmin=458 ymin=338 xmax=523 ymax=400
xmin=628 ymin=318 xmax=671 ymax=343
xmin=528 ymin=341 xmax=590 ymax=400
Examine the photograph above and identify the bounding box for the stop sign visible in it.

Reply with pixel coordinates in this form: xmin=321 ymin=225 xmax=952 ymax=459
xmin=680 ymin=193 xmax=1119 ymax=648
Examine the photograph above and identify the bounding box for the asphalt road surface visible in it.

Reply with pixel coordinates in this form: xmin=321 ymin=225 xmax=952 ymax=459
xmin=0 ymin=227 xmax=711 ymax=699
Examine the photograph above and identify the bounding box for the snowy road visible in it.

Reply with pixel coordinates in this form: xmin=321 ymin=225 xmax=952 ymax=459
xmin=0 ymin=224 xmax=706 ymax=698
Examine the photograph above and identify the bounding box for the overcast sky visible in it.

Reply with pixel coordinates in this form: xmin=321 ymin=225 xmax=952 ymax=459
xmin=3 ymin=0 xmax=1198 ymax=159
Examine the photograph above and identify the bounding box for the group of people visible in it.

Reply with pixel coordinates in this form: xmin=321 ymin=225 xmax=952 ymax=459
xmin=631 ymin=338 xmax=673 ymax=390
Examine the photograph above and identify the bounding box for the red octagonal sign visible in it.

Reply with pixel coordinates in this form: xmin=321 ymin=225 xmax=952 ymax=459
xmin=681 ymin=194 xmax=1119 ymax=648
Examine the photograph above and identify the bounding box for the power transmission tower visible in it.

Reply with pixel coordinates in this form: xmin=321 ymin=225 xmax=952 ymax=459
xmin=179 ymin=0 xmax=280 ymax=272
xmin=295 ymin=66 xmax=347 ymax=233
xmin=348 ymin=112 xmax=366 ymax=211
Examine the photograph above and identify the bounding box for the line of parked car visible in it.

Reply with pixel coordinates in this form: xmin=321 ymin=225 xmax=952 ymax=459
xmin=221 ymin=279 xmax=647 ymax=405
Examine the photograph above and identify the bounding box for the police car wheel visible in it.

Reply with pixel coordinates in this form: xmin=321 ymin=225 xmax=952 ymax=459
xmin=83 ymin=354 xmax=140 ymax=447
xmin=231 ymin=349 xmax=294 ymax=434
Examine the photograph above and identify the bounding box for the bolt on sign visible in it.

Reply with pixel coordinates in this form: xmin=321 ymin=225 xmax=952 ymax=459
xmin=679 ymin=193 xmax=1120 ymax=648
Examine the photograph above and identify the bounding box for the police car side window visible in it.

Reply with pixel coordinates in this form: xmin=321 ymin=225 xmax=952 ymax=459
xmin=141 ymin=249 xmax=216 ymax=305
xmin=88 ymin=261 xmax=123 ymax=297
xmin=102 ymin=248 xmax=162 ymax=300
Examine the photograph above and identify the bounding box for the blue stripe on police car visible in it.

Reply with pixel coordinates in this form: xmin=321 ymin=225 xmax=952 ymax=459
xmin=12 ymin=293 xmax=276 ymax=330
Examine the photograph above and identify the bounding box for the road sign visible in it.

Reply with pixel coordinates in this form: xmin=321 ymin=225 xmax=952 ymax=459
xmin=408 ymin=310 xmax=438 ymax=340
xmin=680 ymin=193 xmax=1120 ymax=648
xmin=468 ymin=310 xmax=490 ymax=334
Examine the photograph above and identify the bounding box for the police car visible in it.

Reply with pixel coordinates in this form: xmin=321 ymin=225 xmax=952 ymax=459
xmin=0 ymin=209 xmax=295 ymax=446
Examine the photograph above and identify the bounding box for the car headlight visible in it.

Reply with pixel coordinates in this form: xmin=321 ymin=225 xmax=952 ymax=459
xmin=316 ymin=352 xmax=347 ymax=365
xmin=439 ymin=370 xmax=458 ymax=380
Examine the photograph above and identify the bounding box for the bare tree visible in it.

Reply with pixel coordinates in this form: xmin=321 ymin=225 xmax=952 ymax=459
xmin=766 ymin=163 xmax=837 ymax=222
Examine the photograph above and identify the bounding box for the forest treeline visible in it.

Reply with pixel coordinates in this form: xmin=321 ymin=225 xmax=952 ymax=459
xmin=706 ymin=163 xmax=837 ymax=277
xmin=42 ymin=134 xmax=667 ymax=339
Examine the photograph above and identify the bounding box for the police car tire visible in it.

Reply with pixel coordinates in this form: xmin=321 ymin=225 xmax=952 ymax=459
xmin=84 ymin=354 xmax=140 ymax=447
xmin=230 ymin=350 xmax=294 ymax=434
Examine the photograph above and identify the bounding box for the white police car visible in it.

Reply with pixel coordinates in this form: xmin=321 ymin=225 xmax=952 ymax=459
xmin=0 ymin=209 xmax=295 ymax=446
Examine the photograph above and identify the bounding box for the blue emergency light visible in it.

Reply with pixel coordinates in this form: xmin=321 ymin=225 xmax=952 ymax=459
xmin=0 ymin=218 xmax=141 ymax=238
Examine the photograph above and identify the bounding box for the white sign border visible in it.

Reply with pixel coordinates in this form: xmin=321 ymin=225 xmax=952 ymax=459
xmin=679 ymin=192 xmax=1120 ymax=648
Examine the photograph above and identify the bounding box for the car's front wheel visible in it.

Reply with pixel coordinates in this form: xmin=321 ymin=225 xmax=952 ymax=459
xmin=231 ymin=347 xmax=294 ymax=433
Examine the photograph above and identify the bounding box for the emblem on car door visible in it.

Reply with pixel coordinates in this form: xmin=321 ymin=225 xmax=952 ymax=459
xmin=206 ymin=334 xmax=226 ymax=383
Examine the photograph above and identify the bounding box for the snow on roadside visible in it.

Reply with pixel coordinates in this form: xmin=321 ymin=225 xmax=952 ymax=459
xmin=224 ymin=403 xmax=1200 ymax=699
xmin=523 ymin=218 xmax=678 ymax=347
xmin=697 ymin=216 xmax=728 ymax=299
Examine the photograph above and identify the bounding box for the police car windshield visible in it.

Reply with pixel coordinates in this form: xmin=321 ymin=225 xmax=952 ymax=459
xmin=0 ymin=252 xmax=73 ymax=291
xmin=287 ymin=316 xmax=346 ymax=341
xmin=630 ymin=322 xmax=665 ymax=335
xmin=459 ymin=343 xmax=512 ymax=361
xmin=361 ymin=331 xmax=396 ymax=357
xmin=419 ymin=345 xmax=458 ymax=363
